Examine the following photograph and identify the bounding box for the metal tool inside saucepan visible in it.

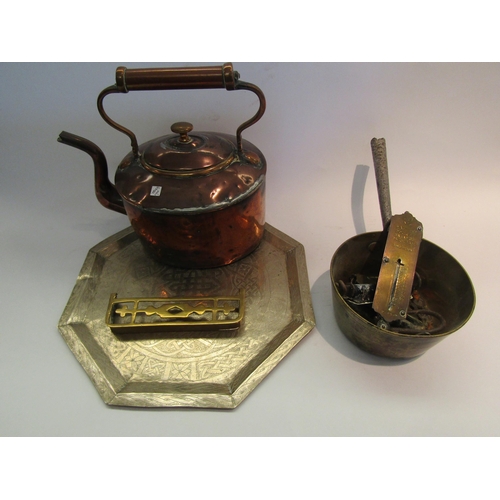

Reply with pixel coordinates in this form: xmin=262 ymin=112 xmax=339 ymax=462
xmin=330 ymin=138 xmax=475 ymax=359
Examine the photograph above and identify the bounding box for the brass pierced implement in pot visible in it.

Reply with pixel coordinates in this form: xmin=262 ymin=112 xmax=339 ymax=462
xmin=370 ymin=138 xmax=426 ymax=328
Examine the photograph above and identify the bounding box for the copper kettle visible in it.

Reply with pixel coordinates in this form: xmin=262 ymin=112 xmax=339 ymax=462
xmin=58 ymin=63 xmax=266 ymax=268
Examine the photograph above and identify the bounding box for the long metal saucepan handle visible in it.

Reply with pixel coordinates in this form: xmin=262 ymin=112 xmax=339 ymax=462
xmin=370 ymin=137 xmax=392 ymax=229
xmin=97 ymin=63 xmax=266 ymax=157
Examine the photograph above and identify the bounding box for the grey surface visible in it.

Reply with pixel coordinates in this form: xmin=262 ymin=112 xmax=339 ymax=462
xmin=1 ymin=62 xmax=499 ymax=436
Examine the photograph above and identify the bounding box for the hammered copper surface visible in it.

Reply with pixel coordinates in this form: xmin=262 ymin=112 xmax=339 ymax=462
xmin=58 ymin=224 xmax=315 ymax=408
xmin=115 ymin=134 xmax=266 ymax=212
xmin=125 ymin=185 xmax=265 ymax=268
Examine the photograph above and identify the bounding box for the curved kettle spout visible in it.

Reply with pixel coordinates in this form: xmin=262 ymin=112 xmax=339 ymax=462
xmin=58 ymin=131 xmax=126 ymax=215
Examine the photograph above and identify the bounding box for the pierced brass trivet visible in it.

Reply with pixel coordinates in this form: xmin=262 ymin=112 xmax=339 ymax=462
xmin=106 ymin=290 xmax=244 ymax=333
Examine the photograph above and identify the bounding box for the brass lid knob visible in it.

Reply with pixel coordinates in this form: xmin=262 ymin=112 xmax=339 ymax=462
xmin=171 ymin=121 xmax=193 ymax=143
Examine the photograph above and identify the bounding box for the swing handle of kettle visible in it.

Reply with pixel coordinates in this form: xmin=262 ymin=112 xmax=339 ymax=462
xmin=97 ymin=63 xmax=266 ymax=157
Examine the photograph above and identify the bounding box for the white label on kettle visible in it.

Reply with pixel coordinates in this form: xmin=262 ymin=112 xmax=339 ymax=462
xmin=150 ymin=186 xmax=162 ymax=197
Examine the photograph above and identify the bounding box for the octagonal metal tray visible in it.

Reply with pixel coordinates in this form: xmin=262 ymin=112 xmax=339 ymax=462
xmin=58 ymin=223 xmax=315 ymax=409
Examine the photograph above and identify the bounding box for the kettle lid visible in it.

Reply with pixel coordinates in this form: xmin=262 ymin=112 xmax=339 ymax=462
xmin=141 ymin=121 xmax=236 ymax=175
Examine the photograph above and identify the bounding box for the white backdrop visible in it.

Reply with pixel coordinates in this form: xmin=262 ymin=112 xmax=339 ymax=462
xmin=1 ymin=62 xmax=499 ymax=437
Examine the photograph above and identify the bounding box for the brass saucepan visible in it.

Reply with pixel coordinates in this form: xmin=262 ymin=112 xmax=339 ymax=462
xmin=330 ymin=139 xmax=475 ymax=359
